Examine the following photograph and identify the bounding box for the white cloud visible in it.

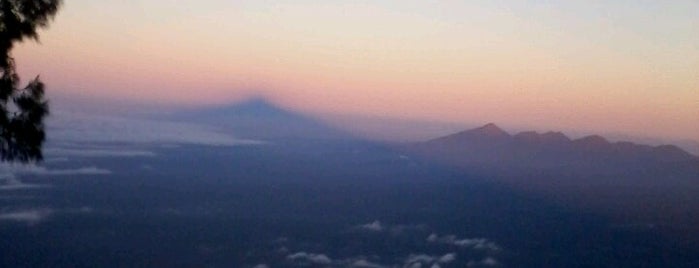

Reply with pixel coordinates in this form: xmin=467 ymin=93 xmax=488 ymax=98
xmin=360 ymin=220 xmax=384 ymax=231
xmin=45 ymin=148 xmax=156 ymax=158
xmin=287 ymin=252 xmax=333 ymax=265
xmin=408 ymin=263 xmax=423 ymax=268
xmin=0 ymin=209 xmax=53 ymax=225
xmin=252 ymin=264 xmax=269 ymax=268
xmin=48 ymin=110 xmax=262 ymax=146
xmin=405 ymin=255 xmax=434 ymax=268
xmin=0 ymin=207 xmax=95 ymax=226
xmin=405 ymin=253 xmax=457 ymax=267
xmin=427 ymin=233 xmax=499 ymax=251
xmin=28 ymin=166 xmax=111 ymax=176
xmin=351 ymin=259 xmax=385 ymax=268
xmin=482 ymin=257 xmax=499 ymax=266
xmin=0 ymin=182 xmax=49 ymax=191
xmin=427 ymin=233 xmax=439 ymax=242
xmin=0 ymin=175 xmax=50 ymax=191
xmin=468 ymin=257 xmax=500 ymax=267
xmin=1 ymin=164 xmax=111 ymax=177
xmin=355 ymin=221 xmax=425 ymax=235
xmin=275 ymin=227 xmax=499 ymax=267
xmin=438 ymin=253 xmax=457 ymax=263
xmin=0 ymin=164 xmax=110 ymax=191
xmin=316 ymin=255 xmax=388 ymax=268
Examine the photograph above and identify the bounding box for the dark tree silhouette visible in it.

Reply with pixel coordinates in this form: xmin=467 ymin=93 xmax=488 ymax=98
xmin=0 ymin=0 xmax=62 ymax=162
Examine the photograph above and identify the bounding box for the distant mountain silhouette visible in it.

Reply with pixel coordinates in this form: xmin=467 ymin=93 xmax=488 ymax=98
xmin=406 ymin=123 xmax=699 ymax=182
xmin=432 ymin=123 xmax=511 ymax=145
xmin=405 ymin=124 xmax=699 ymax=239
xmin=170 ymin=98 xmax=351 ymax=141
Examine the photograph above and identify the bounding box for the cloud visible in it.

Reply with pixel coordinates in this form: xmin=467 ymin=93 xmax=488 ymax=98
xmin=438 ymin=253 xmax=457 ymax=263
xmin=405 ymin=253 xmax=457 ymax=267
xmin=352 ymin=260 xmax=382 ymax=268
xmin=48 ymin=110 xmax=261 ymax=146
xmin=0 ymin=207 xmax=94 ymax=226
xmin=0 ymin=164 xmax=110 ymax=191
xmin=482 ymin=257 xmax=499 ymax=266
xmin=25 ymin=166 xmax=111 ymax=176
xmin=0 ymin=209 xmax=53 ymax=225
xmin=427 ymin=233 xmax=439 ymax=242
xmin=406 ymin=254 xmax=436 ymax=264
xmin=0 ymin=181 xmax=49 ymax=191
xmin=275 ymin=226 xmax=499 ymax=267
xmin=1 ymin=164 xmax=111 ymax=177
xmin=468 ymin=257 xmax=500 ymax=267
xmin=355 ymin=220 xmax=425 ymax=235
xmin=351 ymin=259 xmax=386 ymax=268
xmin=427 ymin=233 xmax=499 ymax=251
xmin=359 ymin=220 xmax=384 ymax=231
xmin=0 ymin=174 xmax=50 ymax=190
xmin=407 ymin=263 xmax=423 ymax=268
xmin=305 ymin=255 xmax=388 ymax=268
xmin=287 ymin=252 xmax=333 ymax=265
xmin=44 ymin=148 xmax=156 ymax=158
xmin=252 ymin=265 xmax=269 ymax=268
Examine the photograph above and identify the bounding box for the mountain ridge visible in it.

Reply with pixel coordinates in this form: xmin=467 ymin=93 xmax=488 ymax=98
xmin=425 ymin=123 xmax=697 ymax=160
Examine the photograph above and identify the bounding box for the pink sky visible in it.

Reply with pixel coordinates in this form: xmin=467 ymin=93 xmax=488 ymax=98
xmin=13 ymin=0 xmax=699 ymax=141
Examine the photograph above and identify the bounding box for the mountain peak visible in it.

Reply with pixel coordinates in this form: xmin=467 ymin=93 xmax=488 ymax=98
xmin=541 ymin=131 xmax=571 ymax=143
xmin=573 ymin=135 xmax=611 ymax=150
xmin=652 ymin=144 xmax=695 ymax=161
xmin=429 ymin=123 xmax=510 ymax=144
xmin=513 ymin=131 xmax=571 ymax=145
xmin=472 ymin=123 xmax=510 ymax=138
xmin=576 ymin=135 xmax=609 ymax=144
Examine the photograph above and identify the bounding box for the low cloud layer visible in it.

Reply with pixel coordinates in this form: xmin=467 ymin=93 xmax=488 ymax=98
xmin=355 ymin=220 xmax=427 ymax=235
xmin=467 ymin=257 xmax=500 ymax=267
xmin=404 ymin=253 xmax=457 ymax=267
xmin=48 ymin=110 xmax=261 ymax=146
xmin=45 ymin=148 xmax=156 ymax=158
xmin=0 ymin=176 xmax=49 ymax=191
xmin=427 ymin=233 xmax=500 ymax=251
xmin=0 ymin=164 xmax=111 ymax=191
xmin=1 ymin=164 xmax=111 ymax=178
xmin=359 ymin=220 xmax=384 ymax=231
xmin=0 ymin=209 xmax=53 ymax=225
xmin=350 ymin=259 xmax=385 ymax=268
xmin=285 ymin=251 xmax=391 ymax=268
xmin=0 ymin=207 xmax=95 ymax=226
xmin=266 ymin=220 xmax=504 ymax=267
xmin=286 ymin=252 xmax=333 ymax=265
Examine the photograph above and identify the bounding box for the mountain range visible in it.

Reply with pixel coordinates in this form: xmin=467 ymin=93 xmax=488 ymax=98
xmin=401 ymin=123 xmax=699 ymax=235
xmin=410 ymin=123 xmax=697 ymax=167
xmin=403 ymin=123 xmax=699 ymax=187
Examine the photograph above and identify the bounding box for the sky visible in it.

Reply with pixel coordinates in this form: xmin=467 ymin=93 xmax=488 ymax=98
xmin=13 ymin=0 xmax=699 ymax=141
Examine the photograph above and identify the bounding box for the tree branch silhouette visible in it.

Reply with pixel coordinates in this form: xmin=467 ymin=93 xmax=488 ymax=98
xmin=0 ymin=0 xmax=62 ymax=162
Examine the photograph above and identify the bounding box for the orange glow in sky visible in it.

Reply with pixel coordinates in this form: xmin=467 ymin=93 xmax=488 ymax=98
xmin=13 ymin=0 xmax=699 ymax=141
